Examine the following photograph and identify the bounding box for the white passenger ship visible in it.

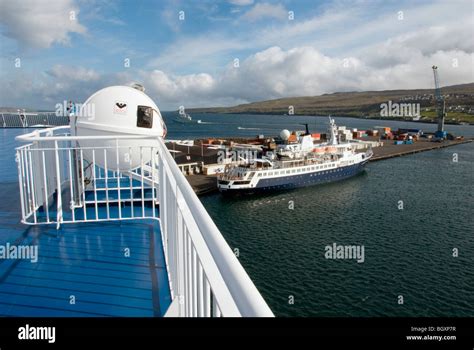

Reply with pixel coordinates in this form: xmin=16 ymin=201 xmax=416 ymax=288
xmin=217 ymin=118 xmax=372 ymax=194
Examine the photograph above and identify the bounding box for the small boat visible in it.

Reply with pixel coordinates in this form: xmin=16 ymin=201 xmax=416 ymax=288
xmin=174 ymin=113 xmax=201 ymax=124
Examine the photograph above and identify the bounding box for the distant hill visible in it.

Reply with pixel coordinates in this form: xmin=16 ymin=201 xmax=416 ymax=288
xmin=188 ymin=83 xmax=474 ymax=123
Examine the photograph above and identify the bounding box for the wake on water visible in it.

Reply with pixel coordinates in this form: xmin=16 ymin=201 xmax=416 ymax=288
xmin=237 ymin=126 xmax=261 ymax=130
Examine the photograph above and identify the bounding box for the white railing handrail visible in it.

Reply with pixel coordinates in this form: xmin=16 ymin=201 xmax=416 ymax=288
xmin=15 ymin=126 xmax=274 ymax=317
xmin=157 ymin=137 xmax=273 ymax=317
xmin=16 ymin=126 xmax=160 ymax=142
xmin=15 ymin=125 xmax=69 ymax=140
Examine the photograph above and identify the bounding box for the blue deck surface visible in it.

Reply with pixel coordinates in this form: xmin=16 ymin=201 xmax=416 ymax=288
xmin=0 ymin=131 xmax=171 ymax=317
xmin=0 ymin=206 xmax=171 ymax=317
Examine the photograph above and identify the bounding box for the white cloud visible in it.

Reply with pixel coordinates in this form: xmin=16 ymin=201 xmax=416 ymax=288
xmin=139 ymin=44 xmax=474 ymax=108
xmin=351 ymin=16 xmax=474 ymax=70
xmin=241 ymin=3 xmax=287 ymax=22
xmin=147 ymin=34 xmax=246 ymax=71
xmin=235 ymin=45 xmax=472 ymax=98
xmin=229 ymin=0 xmax=254 ymax=6
xmin=0 ymin=0 xmax=86 ymax=49
xmin=0 ymin=64 xmax=104 ymax=108
xmin=141 ymin=70 xmax=216 ymax=106
xmin=151 ymin=0 xmax=472 ymax=73
xmin=1 ymin=0 xmax=472 ymax=111
xmin=48 ymin=65 xmax=100 ymax=82
xmin=250 ymin=0 xmax=474 ymax=56
xmin=1 ymin=42 xmax=473 ymax=110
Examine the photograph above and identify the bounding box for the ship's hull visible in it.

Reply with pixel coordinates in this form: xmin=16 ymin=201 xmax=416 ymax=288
xmin=173 ymin=117 xmax=194 ymax=124
xmin=218 ymin=160 xmax=368 ymax=195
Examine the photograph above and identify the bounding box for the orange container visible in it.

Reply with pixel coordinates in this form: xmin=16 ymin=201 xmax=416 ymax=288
xmin=288 ymin=134 xmax=297 ymax=142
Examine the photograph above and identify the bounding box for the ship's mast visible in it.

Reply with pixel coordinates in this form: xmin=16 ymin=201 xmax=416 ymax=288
xmin=328 ymin=117 xmax=338 ymax=145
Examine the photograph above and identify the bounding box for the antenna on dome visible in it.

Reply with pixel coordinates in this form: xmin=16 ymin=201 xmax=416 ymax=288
xmin=131 ymin=83 xmax=145 ymax=92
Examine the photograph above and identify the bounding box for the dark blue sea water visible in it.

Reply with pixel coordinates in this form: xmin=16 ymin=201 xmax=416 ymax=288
xmin=1 ymin=114 xmax=473 ymax=317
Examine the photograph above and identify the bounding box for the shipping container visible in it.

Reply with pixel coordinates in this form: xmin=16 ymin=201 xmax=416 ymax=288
xmin=288 ymin=134 xmax=297 ymax=142
xmin=368 ymin=129 xmax=380 ymax=136
xmin=398 ymin=128 xmax=423 ymax=135
xmin=397 ymin=133 xmax=408 ymax=141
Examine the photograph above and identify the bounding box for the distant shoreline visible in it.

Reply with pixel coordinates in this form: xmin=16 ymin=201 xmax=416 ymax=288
xmin=179 ymin=111 xmax=474 ymax=126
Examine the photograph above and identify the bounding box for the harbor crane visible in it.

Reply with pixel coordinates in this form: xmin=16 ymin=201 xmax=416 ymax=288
xmin=432 ymin=65 xmax=447 ymax=139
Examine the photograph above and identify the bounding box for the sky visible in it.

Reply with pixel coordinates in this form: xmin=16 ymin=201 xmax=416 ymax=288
xmin=0 ymin=0 xmax=473 ymax=111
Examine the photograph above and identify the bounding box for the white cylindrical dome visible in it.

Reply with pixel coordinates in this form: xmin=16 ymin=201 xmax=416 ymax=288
xmin=280 ymin=129 xmax=291 ymax=141
xmin=72 ymin=85 xmax=166 ymax=171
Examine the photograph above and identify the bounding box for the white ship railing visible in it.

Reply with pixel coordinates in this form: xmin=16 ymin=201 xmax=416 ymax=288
xmin=15 ymin=126 xmax=273 ymax=317
xmin=1 ymin=112 xmax=68 ymax=128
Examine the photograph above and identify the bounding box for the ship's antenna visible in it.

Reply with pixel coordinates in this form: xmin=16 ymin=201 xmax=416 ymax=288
xmin=328 ymin=115 xmax=338 ymax=145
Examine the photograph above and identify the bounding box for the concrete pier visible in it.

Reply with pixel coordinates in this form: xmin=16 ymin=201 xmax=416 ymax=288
xmin=371 ymin=139 xmax=472 ymax=161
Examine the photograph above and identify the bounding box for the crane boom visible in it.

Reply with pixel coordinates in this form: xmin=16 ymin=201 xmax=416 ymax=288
xmin=432 ymin=65 xmax=446 ymax=133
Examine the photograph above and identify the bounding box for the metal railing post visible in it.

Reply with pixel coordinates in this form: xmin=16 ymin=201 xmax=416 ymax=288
xmin=54 ymin=140 xmax=62 ymax=228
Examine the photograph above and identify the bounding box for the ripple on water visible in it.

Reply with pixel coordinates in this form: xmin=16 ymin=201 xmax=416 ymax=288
xmin=201 ymin=143 xmax=474 ymax=317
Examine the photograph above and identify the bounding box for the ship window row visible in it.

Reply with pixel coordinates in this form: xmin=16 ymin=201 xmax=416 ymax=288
xmin=257 ymin=165 xmax=331 ymax=177
xmin=256 ymin=163 xmax=346 ymax=177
